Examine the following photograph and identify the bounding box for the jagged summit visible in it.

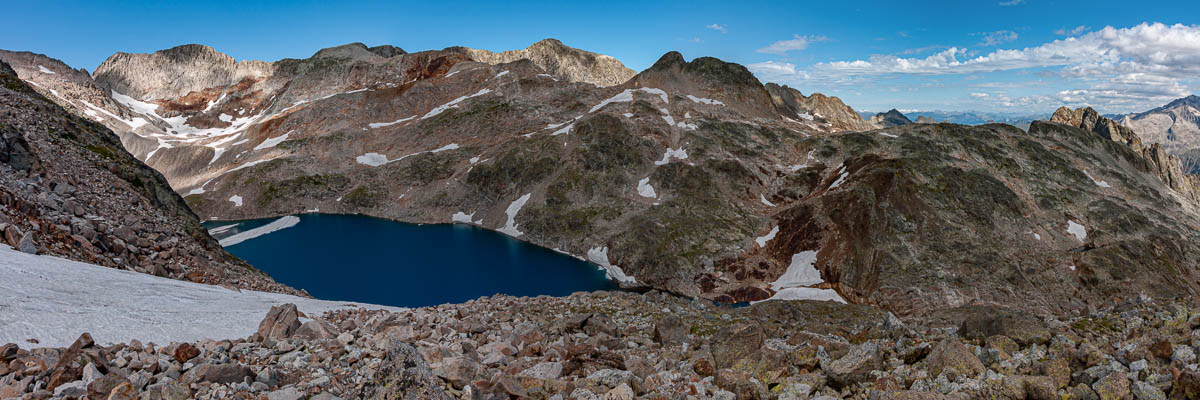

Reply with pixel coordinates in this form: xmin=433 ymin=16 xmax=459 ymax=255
xmin=309 ymin=42 xmax=407 ymax=60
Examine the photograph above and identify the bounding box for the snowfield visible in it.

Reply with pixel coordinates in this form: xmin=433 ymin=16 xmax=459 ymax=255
xmin=0 ymin=245 xmax=402 ymax=349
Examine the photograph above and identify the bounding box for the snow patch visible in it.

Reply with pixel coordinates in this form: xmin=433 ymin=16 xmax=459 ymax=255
xmin=828 ymin=163 xmax=850 ymax=189
xmin=491 ymin=70 xmax=509 ymax=80
xmin=37 ymin=65 xmax=55 ymax=74
xmin=756 ymin=226 xmax=779 ymax=247
xmin=587 ymin=247 xmax=637 ymax=283
xmin=769 ymin=251 xmax=824 ymax=291
xmin=498 ymin=193 xmax=532 ymax=237
xmin=637 ymin=178 xmax=657 ymax=198
xmin=1066 ymin=220 xmax=1087 ymax=242
xmin=451 ymin=212 xmax=480 ymax=224
xmin=654 ymin=147 xmax=689 ymax=166
xmin=878 ymin=132 xmax=899 ymax=138
xmin=253 ymin=131 xmax=291 ymax=151
xmin=219 ymin=216 xmax=300 ymax=247
xmin=219 ymin=113 xmax=233 ymax=123
xmin=589 ymin=87 xmax=668 ymax=113
xmin=356 ymin=153 xmax=389 ymax=167
xmin=421 ymin=89 xmax=492 ymax=120
xmin=552 ymin=123 xmax=574 ymax=136
xmin=685 ymin=95 xmax=724 ymax=105
xmin=1082 ymin=170 xmax=1112 ymax=188
xmin=753 ymin=288 xmax=846 ymax=305
xmin=368 ymin=116 xmax=415 ymax=129
xmin=228 ymin=195 xmax=243 ymax=207
xmin=759 ymin=193 xmax=776 ymax=207
xmin=207 ymin=224 xmax=237 ymax=235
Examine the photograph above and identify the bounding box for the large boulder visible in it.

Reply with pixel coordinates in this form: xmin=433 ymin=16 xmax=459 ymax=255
xmin=926 ymin=339 xmax=985 ymax=380
xmin=959 ymin=306 xmax=1051 ymax=346
xmin=824 ymin=342 xmax=884 ymax=388
xmin=256 ymin=304 xmax=301 ymax=341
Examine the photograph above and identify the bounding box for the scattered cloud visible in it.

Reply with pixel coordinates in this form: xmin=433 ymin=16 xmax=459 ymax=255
xmin=756 ymin=34 xmax=829 ymax=55
xmin=687 ymin=37 xmax=702 ymax=43
xmin=976 ymin=30 xmax=1018 ymax=46
xmin=1055 ymin=25 xmax=1089 ymax=36
xmin=705 ymin=24 xmax=727 ymax=34
xmin=998 ymin=0 xmax=1024 ymax=5
xmin=750 ymin=22 xmax=1200 ymax=112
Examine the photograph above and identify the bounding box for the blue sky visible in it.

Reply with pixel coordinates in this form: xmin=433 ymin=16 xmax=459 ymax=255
xmin=4 ymin=0 xmax=1198 ymax=114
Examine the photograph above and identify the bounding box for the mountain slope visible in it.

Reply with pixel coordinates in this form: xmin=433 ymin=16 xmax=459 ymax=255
xmin=0 ymin=60 xmax=296 ymax=294
xmin=10 ymin=43 xmax=1200 ymax=317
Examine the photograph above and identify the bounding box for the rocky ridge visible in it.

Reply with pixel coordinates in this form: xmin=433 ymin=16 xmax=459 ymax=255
xmin=445 ymin=39 xmax=636 ymax=87
xmin=0 ymin=60 xmax=296 ymax=294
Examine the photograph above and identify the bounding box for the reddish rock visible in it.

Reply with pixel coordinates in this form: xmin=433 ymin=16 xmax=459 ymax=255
xmin=173 ymin=342 xmax=200 ymax=363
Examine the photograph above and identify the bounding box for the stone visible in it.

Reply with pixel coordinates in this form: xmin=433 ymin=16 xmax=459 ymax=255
xmin=521 ymin=361 xmax=564 ymax=380
xmin=173 ymin=342 xmax=200 ymax=363
xmin=1172 ymin=369 xmax=1200 ymax=399
xmin=603 ymin=383 xmax=634 ymax=400
xmin=711 ymin=323 xmax=765 ymax=367
xmin=52 ymin=380 xmax=87 ymax=398
xmin=432 ymin=357 xmax=483 ymax=389
xmin=1091 ymin=372 xmax=1129 ymax=400
xmin=825 ymin=342 xmax=884 ymax=388
xmin=1131 ymin=381 xmax=1166 ymax=400
xmin=17 ymin=231 xmax=35 ymax=254
xmin=1171 ymin=345 xmax=1196 ymax=364
xmin=926 ymin=338 xmax=985 ymax=380
xmin=293 ymin=320 xmax=338 ymax=341
xmin=652 ymin=315 xmax=689 ymax=346
xmin=256 ymin=303 xmax=301 ymax=341
xmin=959 ymin=307 xmax=1051 ymax=345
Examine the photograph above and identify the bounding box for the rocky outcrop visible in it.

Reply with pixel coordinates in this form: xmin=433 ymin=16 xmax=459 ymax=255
xmin=869 ymin=108 xmax=913 ymax=127
xmin=914 ymin=115 xmax=938 ymax=124
xmin=0 ymin=60 xmax=296 ymax=294
xmin=1051 ymin=106 xmax=1200 ymax=203
xmin=446 ymin=38 xmax=635 ymax=87
xmin=765 ymin=83 xmax=879 ymax=132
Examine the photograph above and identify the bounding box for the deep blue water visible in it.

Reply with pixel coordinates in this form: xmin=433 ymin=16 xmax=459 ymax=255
xmin=203 ymin=214 xmax=617 ymax=307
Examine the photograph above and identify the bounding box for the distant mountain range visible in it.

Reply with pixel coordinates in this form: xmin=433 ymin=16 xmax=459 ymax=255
xmin=1113 ymin=95 xmax=1200 ymax=174
xmin=858 ymin=110 xmax=1042 ymax=129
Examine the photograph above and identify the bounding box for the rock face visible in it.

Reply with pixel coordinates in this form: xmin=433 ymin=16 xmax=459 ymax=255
xmin=0 ymin=60 xmax=296 ymax=294
xmin=1118 ymin=95 xmax=1200 ymax=173
xmin=9 ymin=43 xmax=1200 ymax=317
xmin=1051 ymin=106 xmax=1200 ymax=203
xmin=765 ymin=83 xmax=879 ymax=132
xmin=445 ymin=38 xmax=635 ymax=87
xmin=869 ymin=108 xmax=913 ymax=127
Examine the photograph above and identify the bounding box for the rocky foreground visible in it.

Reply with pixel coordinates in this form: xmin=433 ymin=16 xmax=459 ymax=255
xmin=4 ymin=291 xmax=1200 ymax=399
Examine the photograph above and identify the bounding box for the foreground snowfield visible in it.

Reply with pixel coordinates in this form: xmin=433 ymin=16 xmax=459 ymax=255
xmin=0 ymin=245 xmax=403 ymax=348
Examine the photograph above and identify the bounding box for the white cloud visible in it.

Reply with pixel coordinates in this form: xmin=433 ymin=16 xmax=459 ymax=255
xmin=751 ymin=22 xmax=1200 ymax=113
xmin=970 ymin=92 xmax=990 ymax=98
xmin=756 ymin=34 xmax=829 ymax=55
xmin=706 ymin=24 xmax=727 ymax=34
xmin=1056 ymin=25 xmax=1089 ymax=36
xmin=687 ymin=37 xmax=702 ymax=43
xmin=998 ymin=0 xmax=1024 ymax=5
xmin=977 ymin=30 xmax=1018 ymax=46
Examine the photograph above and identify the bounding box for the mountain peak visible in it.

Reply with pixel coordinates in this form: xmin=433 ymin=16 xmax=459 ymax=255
xmin=642 ymin=52 xmax=761 ymax=88
xmin=446 ymin=39 xmax=634 ymax=87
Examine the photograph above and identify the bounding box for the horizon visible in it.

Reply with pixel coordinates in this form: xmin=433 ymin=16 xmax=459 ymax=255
xmin=3 ymin=0 xmax=1197 ymax=115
